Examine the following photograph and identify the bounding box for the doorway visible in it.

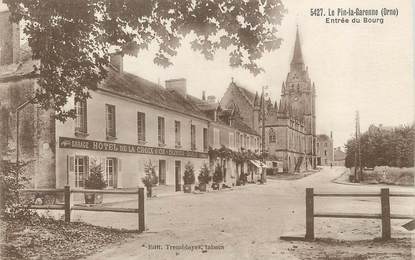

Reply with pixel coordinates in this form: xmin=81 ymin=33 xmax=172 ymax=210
xmin=175 ymin=160 xmax=181 ymax=191
xmin=159 ymin=160 xmax=166 ymax=185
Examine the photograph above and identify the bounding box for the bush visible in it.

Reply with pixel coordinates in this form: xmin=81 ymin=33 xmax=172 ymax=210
xmin=183 ymin=162 xmax=195 ymax=185
xmin=84 ymin=161 xmax=106 ymax=189
xmin=198 ymin=163 xmax=211 ymax=184
xmin=0 ymin=160 xmax=35 ymax=219
xmin=141 ymin=161 xmax=158 ymax=188
xmin=212 ymin=164 xmax=223 ymax=183
xmin=361 ymin=166 xmax=415 ymax=186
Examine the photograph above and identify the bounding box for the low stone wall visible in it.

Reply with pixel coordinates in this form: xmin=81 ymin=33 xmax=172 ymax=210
xmin=361 ymin=166 xmax=415 ymax=186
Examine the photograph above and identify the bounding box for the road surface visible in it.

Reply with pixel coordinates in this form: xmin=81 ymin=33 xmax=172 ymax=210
xmin=79 ymin=167 xmax=414 ymax=260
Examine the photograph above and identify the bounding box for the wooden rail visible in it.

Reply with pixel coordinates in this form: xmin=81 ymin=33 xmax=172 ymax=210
xmin=20 ymin=186 xmax=145 ymax=232
xmin=305 ymin=188 xmax=415 ymax=241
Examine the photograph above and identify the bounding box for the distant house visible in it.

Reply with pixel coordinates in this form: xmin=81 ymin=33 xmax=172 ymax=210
xmin=333 ymin=147 xmax=346 ymax=166
xmin=316 ymin=134 xmax=334 ymax=166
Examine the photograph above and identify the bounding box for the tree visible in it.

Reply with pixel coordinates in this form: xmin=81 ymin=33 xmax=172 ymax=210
xmin=345 ymin=124 xmax=414 ymax=168
xmin=5 ymin=0 xmax=286 ymax=121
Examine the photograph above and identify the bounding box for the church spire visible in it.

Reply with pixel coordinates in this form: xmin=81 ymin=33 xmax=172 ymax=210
xmin=290 ymin=26 xmax=305 ymax=71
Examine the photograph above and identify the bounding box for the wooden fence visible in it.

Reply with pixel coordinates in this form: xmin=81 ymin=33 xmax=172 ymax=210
xmin=19 ymin=186 xmax=145 ymax=232
xmin=305 ymin=188 xmax=415 ymax=241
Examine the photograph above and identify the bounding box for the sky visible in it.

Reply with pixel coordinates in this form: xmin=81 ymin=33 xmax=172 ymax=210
xmin=1 ymin=1 xmax=413 ymax=148
xmin=124 ymin=0 xmax=414 ymax=148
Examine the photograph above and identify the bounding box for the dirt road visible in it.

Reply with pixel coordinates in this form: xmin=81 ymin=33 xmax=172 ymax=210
xmin=81 ymin=167 xmax=414 ymax=260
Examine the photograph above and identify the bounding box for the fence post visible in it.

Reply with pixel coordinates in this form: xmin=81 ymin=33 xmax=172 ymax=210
xmin=64 ymin=185 xmax=71 ymax=223
xmin=305 ymin=188 xmax=314 ymax=240
xmin=138 ymin=188 xmax=145 ymax=232
xmin=381 ymin=188 xmax=391 ymax=240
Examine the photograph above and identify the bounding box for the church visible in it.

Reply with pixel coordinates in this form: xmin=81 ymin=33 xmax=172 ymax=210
xmin=220 ymin=28 xmax=330 ymax=173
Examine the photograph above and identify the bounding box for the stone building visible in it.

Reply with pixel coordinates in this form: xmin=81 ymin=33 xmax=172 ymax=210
xmin=1 ymin=52 xmax=212 ymax=189
xmin=316 ymin=133 xmax=334 ymax=166
xmin=0 ymin=10 xmax=261 ymax=189
xmin=189 ymin=95 xmax=261 ymax=185
xmin=221 ymin=28 xmax=319 ymax=173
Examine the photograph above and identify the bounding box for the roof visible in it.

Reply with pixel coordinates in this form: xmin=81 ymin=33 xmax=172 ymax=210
xmin=100 ymin=68 xmax=210 ymax=121
xmin=186 ymin=91 xmax=259 ymax=136
xmin=229 ymin=82 xmax=257 ymax=107
xmin=291 ymin=27 xmax=304 ymax=65
xmin=317 ymin=134 xmax=331 ymax=141
xmin=232 ymin=118 xmax=259 ymax=136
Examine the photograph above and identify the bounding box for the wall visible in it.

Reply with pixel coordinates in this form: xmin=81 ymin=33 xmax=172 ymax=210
xmin=0 ymin=79 xmax=56 ymax=188
xmin=0 ymin=10 xmax=19 ymax=66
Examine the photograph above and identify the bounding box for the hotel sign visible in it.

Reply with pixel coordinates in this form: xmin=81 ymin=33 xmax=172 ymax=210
xmin=59 ymin=137 xmax=208 ymax=159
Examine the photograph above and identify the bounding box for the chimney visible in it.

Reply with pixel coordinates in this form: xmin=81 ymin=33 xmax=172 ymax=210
xmin=0 ymin=10 xmax=20 ymax=66
xmin=202 ymin=91 xmax=206 ymax=101
xmin=207 ymin=95 xmax=216 ymax=103
xmin=165 ymin=78 xmax=187 ymax=97
xmin=110 ymin=53 xmax=123 ymax=73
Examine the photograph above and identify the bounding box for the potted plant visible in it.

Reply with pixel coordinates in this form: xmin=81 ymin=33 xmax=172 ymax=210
xmin=84 ymin=162 xmax=106 ymax=204
xmin=212 ymin=164 xmax=223 ymax=190
xmin=183 ymin=162 xmax=195 ymax=193
xmin=198 ymin=163 xmax=211 ymax=192
xmin=142 ymin=161 xmax=158 ymax=198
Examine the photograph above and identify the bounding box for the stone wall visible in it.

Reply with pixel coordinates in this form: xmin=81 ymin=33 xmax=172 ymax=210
xmin=0 ymin=10 xmax=20 ymax=66
xmin=0 ymin=79 xmax=56 ymax=188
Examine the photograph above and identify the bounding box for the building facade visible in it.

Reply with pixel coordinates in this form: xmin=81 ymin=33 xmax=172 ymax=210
xmin=0 ymin=12 xmax=261 ymax=189
xmin=316 ymin=134 xmax=334 ymax=166
xmin=189 ymin=94 xmax=262 ymax=185
xmin=221 ymin=28 xmax=319 ymax=173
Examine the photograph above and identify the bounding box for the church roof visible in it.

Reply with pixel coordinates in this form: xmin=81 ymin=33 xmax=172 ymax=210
xmin=231 ymin=82 xmax=257 ymax=107
xmin=291 ymin=27 xmax=304 ymax=66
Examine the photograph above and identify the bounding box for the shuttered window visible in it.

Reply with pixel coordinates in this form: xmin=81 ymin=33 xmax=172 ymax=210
xmin=106 ymin=104 xmax=116 ymax=137
xmin=191 ymin=124 xmax=196 ymax=150
xmin=75 ymin=100 xmax=87 ymax=133
xmin=137 ymin=112 xmax=146 ymax=142
xmin=158 ymin=116 xmax=165 ymax=145
xmin=175 ymin=121 xmax=181 ymax=146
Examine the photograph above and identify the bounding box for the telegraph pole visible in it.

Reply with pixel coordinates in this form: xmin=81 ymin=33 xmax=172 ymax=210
xmin=261 ymin=86 xmax=267 ymax=184
xmin=354 ymin=111 xmax=361 ymax=182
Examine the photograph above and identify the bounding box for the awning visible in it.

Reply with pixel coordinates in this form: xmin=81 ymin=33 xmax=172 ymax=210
xmin=250 ymin=160 xmax=267 ymax=168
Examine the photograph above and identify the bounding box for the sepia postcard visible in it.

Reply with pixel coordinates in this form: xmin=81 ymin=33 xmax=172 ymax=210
xmin=0 ymin=0 xmax=413 ymax=259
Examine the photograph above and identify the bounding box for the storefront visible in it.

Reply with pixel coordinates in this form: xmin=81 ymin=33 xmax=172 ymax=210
xmin=56 ymin=137 xmax=208 ymax=189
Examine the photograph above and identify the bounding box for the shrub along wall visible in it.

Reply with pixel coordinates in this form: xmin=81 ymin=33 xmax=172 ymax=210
xmin=361 ymin=166 xmax=414 ymax=186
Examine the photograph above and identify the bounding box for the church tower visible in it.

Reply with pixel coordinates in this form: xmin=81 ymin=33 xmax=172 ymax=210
xmin=279 ymin=27 xmax=317 ymax=168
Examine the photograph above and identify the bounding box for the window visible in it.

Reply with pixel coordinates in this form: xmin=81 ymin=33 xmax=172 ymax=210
xmin=105 ymin=158 xmax=116 ymax=187
xmin=247 ymin=136 xmax=250 ymax=149
xmin=229 ymin=132 xmax=235 ymax=148
xmin=106 ymin=104 xmax=116 ymax=138
xmin=158 ymin=116 xmax=165 ymax=145
xmin=213 ymin=128 xmax=220 ymax=146
xmin=175 ymin=121 xmax=181 ymax=146
xmin=74 ymin=156 xmax=88 ymax=187
xmin=203 ymin=128 xmax=208 ymax=151
xmin=269 ymin=128 xmax=276 ymax=143
xmin=137 ymin=112 xmax=146 ymax=142
xmin=324 ymin=150 xmax=327 ymax=156
xmin=75 ymin=100 xmax=87 ymax=133
xmin=191 ymin=124 xmax=196 ymax=150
